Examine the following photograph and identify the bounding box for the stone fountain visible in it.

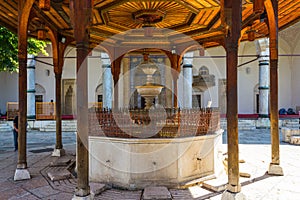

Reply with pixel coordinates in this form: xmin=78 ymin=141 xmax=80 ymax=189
xmin=136 ymin=53 xmax=163 ymax=109
xmin=89 ymin=52 xmax=223 ymax=190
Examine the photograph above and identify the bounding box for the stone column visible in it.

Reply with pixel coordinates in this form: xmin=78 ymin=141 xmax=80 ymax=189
xmin=27 ymin=54 xmax=36 ymax=120
xmin=256 ymin=38 xmax=270 ymax=119
xmin=102 ymin=64 xmax=112 ymax=109
xmin=182 ymin=64 xmax=193 ymax=108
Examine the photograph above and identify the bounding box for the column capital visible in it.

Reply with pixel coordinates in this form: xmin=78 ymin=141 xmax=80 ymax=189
xmin=183 ymin=64 xmax=193 ymax=68
xmin=55 ymin=73 xmax=62 ymax=79
xmin=76 ymin=41 xmax=89 ymax=49
xmin=255 ymin=38 xmax=270 ymax=55
xmin=102 ymin=64 xmax=111 ymax=68
xmin=27 ymin=89 xmax=36 ymax=93
xmin=259 ymin=61 xmax=269 ymax=66
xmin=27 ymin=54 xmax=36 ymax=68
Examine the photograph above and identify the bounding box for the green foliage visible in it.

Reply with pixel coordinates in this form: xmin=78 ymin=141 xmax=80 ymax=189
xmin=0 ymin=26 xmax=48 ymax=72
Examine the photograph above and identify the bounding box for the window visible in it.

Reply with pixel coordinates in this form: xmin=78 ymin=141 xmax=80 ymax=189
xmin=199 ymin=66 xmax=209 ymax=76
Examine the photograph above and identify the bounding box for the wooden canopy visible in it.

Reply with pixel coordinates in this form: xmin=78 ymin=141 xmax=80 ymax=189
xmin=8 ymin=0 xmax=286 ymax=198
xmin=0 ymin=0 xmax=300 ymax=49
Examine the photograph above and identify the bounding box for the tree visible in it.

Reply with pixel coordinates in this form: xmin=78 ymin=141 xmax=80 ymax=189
xmin=0 ymin=26 xmax=48 ymax=72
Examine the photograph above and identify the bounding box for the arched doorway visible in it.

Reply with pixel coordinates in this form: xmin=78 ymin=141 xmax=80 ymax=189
xmin=95 ymin=84 xmax=103 ymax=108
xmin=254 ymin=84 xmax=259 ymax=114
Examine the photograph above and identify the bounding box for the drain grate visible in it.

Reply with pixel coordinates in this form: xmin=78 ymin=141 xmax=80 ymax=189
xmin=30 ymin=148 xmax=53 ymax=153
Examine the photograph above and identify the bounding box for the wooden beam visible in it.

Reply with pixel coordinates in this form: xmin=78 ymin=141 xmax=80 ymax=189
xmin=51 ymin=1 xmax=71 ymax=27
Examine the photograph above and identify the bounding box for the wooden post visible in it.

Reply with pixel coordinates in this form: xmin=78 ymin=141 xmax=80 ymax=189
xmin=165 ymin=51 xmax=181 ymax=109
xmin=221 ymin=0 xmax=244 ymax=197
xmin=172 ymin=71 xmax=178 ymax=108
xmin=75 ymin=41 xmax=90 ymax=197
xmin=14 ymin=0 xmax=35 ymax=181
xmin=112 ymin=56 xmax=123 ymax=109
xmin=55 ymin=73 xmax=63 ymax=149
xmin=18 ymin=56 xmax=28 ymax=169
xmin=225 ymin=43 xmax=240 ymax=192
xmin=48 ymin=29 xmax=68 ymax=157
xmin=265 ymin=0 xmax=283 ymax=175
xmin=70 ymin=0 xmax=93 ymax=198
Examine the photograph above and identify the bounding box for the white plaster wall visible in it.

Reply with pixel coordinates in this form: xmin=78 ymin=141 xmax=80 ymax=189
xmin=289 ymin=38 xmax=300 ymax=110
xmin=278 ymin=55 xmax=292 ymax=110
xmin=35 ymin=49 xmax=55 ymax=102
xmin=62 ymin=46 xmax=76 ymax=80
xmin=0 ymin=72 xmax=18 ymax=114
xmin=202 ymin=47 xmax=226 ymax=108
xmin=238 ymin=41 xmax=259 ymax=114
xmin=88 ymin=50 xmax=102 ymax=103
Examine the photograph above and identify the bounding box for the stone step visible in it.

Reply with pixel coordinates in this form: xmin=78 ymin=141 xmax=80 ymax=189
xmin=0 ymin=123 xmax=12 ymax=132
xmin=40 ymin=127 xmax=77 ymax=132
xmin=39 ymin=120 xmax=77 ymax=132
xmin=142 ymin=186 xmax=172 ymax=200
xmin=290 ymin=135 xmax=300 ymax=145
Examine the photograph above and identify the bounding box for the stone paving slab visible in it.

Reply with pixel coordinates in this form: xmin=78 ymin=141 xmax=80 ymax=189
xmin=90 ymin=182 xmax=106 ymax=196
xmin=14 ymin=176 xmax=49 ymax=191
xmin=49 ymin=157 xmax=71 ymax=167
xmin=29 ymin=185 xmax=61 ymax=198
xmin=95 ymin=189 xmax=142 ymax=200
xmin=1 ymin=130 xmax=300 ymax=199
xmin=47 ymin=169 xmax=72 ymax=181
xmin=142 ymin=186 xmax=172 ymax=200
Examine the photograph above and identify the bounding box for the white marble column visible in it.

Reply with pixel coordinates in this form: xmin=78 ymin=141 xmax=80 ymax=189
xmin=122 ymin=57 xmax=130 ymax=108
xmin=183 ymin=64 xmax=193 ymax=108
xmin=27 ymin=54 xmax=36 ymax=119
xmin=256 ymin=38 xmax=270 ymax=118
xmin=101 ymin=53 xmax=112 ymax=109
xmin=102 ymin=64 xmax=112 ymax=109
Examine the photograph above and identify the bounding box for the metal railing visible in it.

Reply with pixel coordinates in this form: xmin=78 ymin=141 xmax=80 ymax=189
xmin=88 ymin=108 xmax=220 ymax=138
xmin=6 ymin=102 xmax=103 ymax=120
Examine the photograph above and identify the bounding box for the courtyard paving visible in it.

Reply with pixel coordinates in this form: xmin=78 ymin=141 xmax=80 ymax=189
xmin=0 ymin=129 xmax=299 ymax=199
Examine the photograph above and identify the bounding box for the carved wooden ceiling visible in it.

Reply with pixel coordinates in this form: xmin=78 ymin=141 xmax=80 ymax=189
xmin=0 ymin=0 xmax=300 ymax=49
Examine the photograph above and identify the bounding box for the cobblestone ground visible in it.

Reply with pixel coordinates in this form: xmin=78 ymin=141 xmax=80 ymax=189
xmin=0 ymin=130 xmax=299 ymax=199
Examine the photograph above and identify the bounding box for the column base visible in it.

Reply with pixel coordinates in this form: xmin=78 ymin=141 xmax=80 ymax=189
xmin=227 ymin=184 xmax=241 ymax=193
xmin=27 ymin=115 xmax=36 ymax=120
xmin=52 ymin=148 xmax=66 ymax=157
xmin=221 ymin=190 xmax=246 ymax=200
xmin=72 ymin=194 xmax=93 ymax=200
xmin=14 ymin=169 xmax=31 ymax=181
xmin=256 ymin=118 xmax=270 ymax=128
xmin=268 ymin=163 xmax=284 ymax=176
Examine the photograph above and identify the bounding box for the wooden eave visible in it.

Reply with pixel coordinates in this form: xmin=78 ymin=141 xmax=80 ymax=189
xmin=0 ymin=0 xmax=300 ymax=50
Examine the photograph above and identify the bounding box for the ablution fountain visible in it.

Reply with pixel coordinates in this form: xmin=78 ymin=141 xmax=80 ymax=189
xmin=88 ymin=51 xmax=223 ymax=189
xmin=135 ymin=52 xmax=163 ymax=109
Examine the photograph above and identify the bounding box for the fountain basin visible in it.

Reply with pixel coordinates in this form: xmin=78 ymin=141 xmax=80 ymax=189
xmin=136 ymin=85 xmax=164 ymax=109
xmin=89 ymin=129 xmax=223 ymax=189
xmin=136 ymin=85 xmax=163 ymax=97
